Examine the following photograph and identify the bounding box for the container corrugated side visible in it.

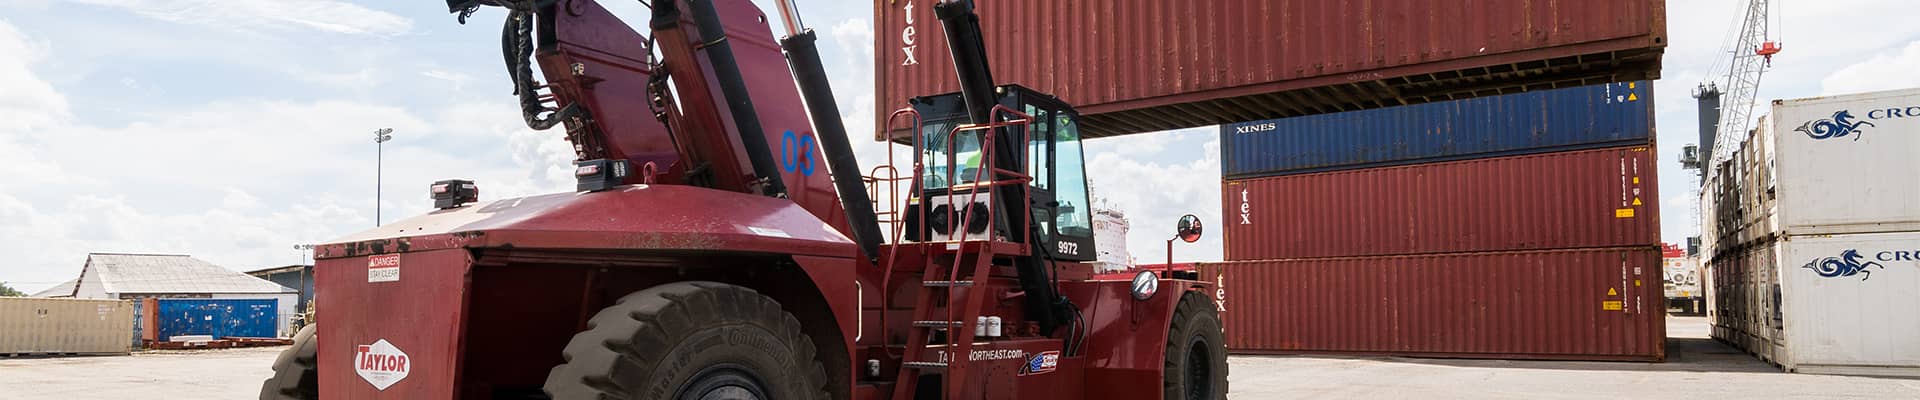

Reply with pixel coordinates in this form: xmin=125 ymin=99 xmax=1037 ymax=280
xmin=1736 ymin=231 xmax=1920 ymax=376
xmin=1770 ymin=88 xmax=1920 ymax=236
xmin=1224 ymin=145 xmax=1659 ymax=260
xmin=0 ymin=298 xmax=134 ymax=355
xmin=1200 ymin=247 xmax=1666 ymax=361
xmin=155 ymin=298 xmax=279 ymax=340
xmin=875 ymin=0 xmax=1666 ymax=139
xmin=1221 ymin=81 xmax=1653 ymax=178
xmin=1707 ymin=239 xmax=1784 ymax=364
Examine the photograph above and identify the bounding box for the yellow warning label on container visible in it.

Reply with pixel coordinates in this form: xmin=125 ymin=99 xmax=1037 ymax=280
xmin=1607 ymin=288 xmax=1619 ymax=296
xmin=1629 ymin=82 xmax=1637 ymax=89
xmin=1603 ymin=301 xmax=1624 ymax=311
xmin=1632 ymin=177 xmax=1640 ymax=184
xmin=1632 ymin=197 xmax=1643 ymax=206
xmin=1628 ymin=93 xmax=1639 ymax=102
xmin=1615 ymin=208 xmax=1635 ymax=218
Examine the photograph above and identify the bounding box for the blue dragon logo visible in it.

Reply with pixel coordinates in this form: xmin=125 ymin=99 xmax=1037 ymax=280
xmin=1796 ymin=110 xmax=1877 ymax=141
xmin=1804 ymin=249 xmax=1885 ymax=281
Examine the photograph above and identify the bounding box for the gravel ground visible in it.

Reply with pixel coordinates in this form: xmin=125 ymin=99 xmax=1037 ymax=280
xmin=3 ymin=317 xmax=1917 ymax=399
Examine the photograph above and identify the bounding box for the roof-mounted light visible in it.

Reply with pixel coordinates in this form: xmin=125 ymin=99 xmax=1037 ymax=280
xmin=431 ymin=179 xmax=479 ymax=209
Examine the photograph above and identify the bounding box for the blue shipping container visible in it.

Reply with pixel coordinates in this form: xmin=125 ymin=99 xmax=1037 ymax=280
xmin=131 ymin=300 xmax=143 ymax=347
xmin=1220 ymin=81 xmax=1653 ymax=178
xmin=155 ymin=299 xmax=278 ymax=340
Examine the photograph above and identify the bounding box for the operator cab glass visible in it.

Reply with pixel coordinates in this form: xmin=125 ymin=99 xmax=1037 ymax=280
xmin=903 ymin=85 xmax=1097 ymax=262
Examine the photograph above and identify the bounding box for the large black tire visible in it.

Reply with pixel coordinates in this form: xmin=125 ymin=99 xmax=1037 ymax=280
xmin=1165 ymin=292 xmax=1228 ymax=400
xmin=544 ymin=281 xmax=830 ymax=400
xmin=260 ymin=324 xmax=319 ymax=400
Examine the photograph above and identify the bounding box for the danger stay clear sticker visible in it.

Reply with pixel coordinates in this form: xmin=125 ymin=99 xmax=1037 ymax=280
xmin=367 ymin=255 xmax=400 ymax=283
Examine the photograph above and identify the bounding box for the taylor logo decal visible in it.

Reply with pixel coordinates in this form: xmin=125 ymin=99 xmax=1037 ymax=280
xmin=355 ymin=339 xmax=411 ymax=390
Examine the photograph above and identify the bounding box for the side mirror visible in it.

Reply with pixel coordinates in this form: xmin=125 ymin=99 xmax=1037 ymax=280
xmin=1176 ymin=214 xmax=1203 ymax=243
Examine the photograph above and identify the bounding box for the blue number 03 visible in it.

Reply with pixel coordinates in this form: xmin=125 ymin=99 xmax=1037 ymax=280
xmin=781 ymin=130 xmax=816 ymax=176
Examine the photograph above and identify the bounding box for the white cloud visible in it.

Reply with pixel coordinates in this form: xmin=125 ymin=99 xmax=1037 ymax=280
xmin=1084 ymin=131 xmax=1224 ymax=263
xmin=0 ymin=19 xmax=69 ymax=133
xmin=831 ymin=18 xmax=874 ymax=61
xmin=64 ymin=0 xmax=412 ymax=36
xmin=422 ymin=69 xmax=474 ymax=92
xmin=298 ymin=66 xmax=383 ymax=91
xmin=1820 ymin=40 xmax=1920 ymax=96
xmin=0 ymin=95 xmax=575 ymax=290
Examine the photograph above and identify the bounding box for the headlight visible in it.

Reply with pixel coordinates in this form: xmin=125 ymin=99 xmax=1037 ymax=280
xmin=1131 ymin=270 xmax=1159 ymax=301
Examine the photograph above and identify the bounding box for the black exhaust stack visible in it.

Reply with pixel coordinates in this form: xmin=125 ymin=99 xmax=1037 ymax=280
xmin=1693 ymin=83 xmax=1723 ymax=182
xmin=781 ymin=30 xmax=886 ymax=262
xmin=934 ymin=0 xmax=1065 ymax=335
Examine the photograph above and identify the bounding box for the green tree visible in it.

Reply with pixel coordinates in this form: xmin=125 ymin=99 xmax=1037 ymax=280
xmin=0 ymin=282 xmax=28 ymax=297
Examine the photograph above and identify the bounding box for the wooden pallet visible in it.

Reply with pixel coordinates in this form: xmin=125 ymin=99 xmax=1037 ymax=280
xmin=144 ymin=337 xmax=292 ymax=350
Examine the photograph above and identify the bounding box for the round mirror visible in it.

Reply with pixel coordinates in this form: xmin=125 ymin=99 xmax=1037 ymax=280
xmin=1176 ymin=214 xmax=1203 ymax=243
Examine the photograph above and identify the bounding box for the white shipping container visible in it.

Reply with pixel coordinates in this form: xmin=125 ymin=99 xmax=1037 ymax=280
xmin=1713 ymin=231 xmax=1920 ymax=376
xmin=1770 ymin=88 xmax=1920 ymax=235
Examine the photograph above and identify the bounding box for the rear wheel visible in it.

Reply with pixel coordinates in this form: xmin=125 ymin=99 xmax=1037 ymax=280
xmin=543 ymin=281 xmax=830 ymax=400
xmin=259 ymin=324 xmax=319 ymax=400
xmin=1164 ymin=292 xmax=1228 ymax=400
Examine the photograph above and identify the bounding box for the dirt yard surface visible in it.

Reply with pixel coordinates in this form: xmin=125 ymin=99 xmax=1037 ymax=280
xmin=2 ymin=317 xmax=1917 ymax=399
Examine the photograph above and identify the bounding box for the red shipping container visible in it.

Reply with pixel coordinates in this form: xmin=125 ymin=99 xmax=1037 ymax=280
xmin=875 ymin=0 xmax=1667 ymax=138
xmin=1197 ymin=247 xmax=1666 ymax=361
xmin=1222 ymin=145 xmax=1660 ymax=260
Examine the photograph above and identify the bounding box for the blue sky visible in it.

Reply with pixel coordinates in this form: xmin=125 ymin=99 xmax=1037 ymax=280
xmin=2 ymin=0 xmax=1918 ymax=292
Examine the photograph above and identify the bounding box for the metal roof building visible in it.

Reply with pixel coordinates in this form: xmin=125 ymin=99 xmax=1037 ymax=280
xmin=29 ymin=279 xmax=78 ymax=298
xmin=245 ymin=265 xmax=313 ymax=318
xmin=64 ymin=253 xmax=300 ymax=337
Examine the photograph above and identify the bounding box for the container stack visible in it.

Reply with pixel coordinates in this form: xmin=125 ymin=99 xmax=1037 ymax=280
xmin=1205 ymin=81 xmax=1666 ymax=361
xmin=1704 ymin=88 xmax=1920 ymax=376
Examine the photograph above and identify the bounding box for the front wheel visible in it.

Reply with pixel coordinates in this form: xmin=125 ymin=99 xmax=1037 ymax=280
xmin=1164 ymin=292 xmax=1228 ymax=400
xmin=259 ymin=324 xmax=319 ymax=400
xmin=543 ymin=281 xmax=830 ymax=400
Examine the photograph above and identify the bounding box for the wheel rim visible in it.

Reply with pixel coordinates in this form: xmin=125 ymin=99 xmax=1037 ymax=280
xmin=676 ymin=364 xmax=770 ymax=400
xmin=1185 ymin=338 xmax=1214 ymax=400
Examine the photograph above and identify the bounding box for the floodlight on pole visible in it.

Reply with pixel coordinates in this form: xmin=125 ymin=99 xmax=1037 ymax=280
xmin=375 ymin=128 xmax=393 ymax=226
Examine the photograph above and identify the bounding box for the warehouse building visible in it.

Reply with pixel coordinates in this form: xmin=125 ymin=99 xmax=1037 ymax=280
xmin=28 ymin=279 xmax=78 ymax=298
xmin=245 ymin=264 xmax=313 ymax=316
xmin=53 ymin=253 xmax=300 ymax=337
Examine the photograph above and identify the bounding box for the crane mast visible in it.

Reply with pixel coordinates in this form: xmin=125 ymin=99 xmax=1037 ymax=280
xmin=1698 ymin=0 xmax=1779 ymax=164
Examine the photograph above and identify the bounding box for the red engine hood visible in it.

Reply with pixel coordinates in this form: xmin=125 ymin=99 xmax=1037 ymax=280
xmin=314 ymin=184 xmax=855 ymax=260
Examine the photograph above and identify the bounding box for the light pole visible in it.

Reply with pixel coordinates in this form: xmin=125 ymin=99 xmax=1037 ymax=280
xmin=292 ymin=244 xmax=316 ymax=266
xmin=375 ymin=128 xmax=393 ymax=226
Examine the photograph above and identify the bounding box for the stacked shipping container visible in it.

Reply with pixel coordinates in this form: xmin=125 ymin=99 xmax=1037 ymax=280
xmin=874 ymin=0 xmax=1668 ymax=138
xmin=1210 ymin=81 xmax=1665 ymax=361
xmin=1704 ymin=88 xmax=1920 ymax=376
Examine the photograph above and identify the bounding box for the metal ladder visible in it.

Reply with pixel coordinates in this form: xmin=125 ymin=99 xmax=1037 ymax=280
xmin=890 ymin=239 xmax=997 ymax=400
xmin=880 ymin=105 xmax=1036 ymax=400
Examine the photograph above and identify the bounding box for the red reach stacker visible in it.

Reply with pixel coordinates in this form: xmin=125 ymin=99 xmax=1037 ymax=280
xmin=260 ymin=0 xmax=1225 ymax=399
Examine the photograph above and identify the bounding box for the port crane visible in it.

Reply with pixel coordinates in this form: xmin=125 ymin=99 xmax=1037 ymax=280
xmin=1686 ymin=0 xmax=1783 ymax=170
